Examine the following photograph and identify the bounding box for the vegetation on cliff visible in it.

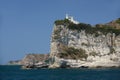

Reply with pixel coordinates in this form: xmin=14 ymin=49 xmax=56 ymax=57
xmin=54 ymin=18 xmax=120 ymax=35
xmin=95 ymin=25 xmax=120 ymax=35
xmin=115 ymin=18 xmax=120 ymax=24
xmin=58 ymin=47 xmax=88 ymax=60
xmin=55 ymin=19 xmax=71 ymax=26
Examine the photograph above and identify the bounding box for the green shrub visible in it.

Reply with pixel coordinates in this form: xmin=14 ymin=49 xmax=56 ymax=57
xmin=53 ymin=29 xmax=61 ymax=39
xmin=55 ymin=19 xmax=71 ymax=25
xmin=81 ymin=43 xmax=89 ymax=46
xmin=96 ymin=25 xmax=120 ymax=35
xmin=109 ymin=47 xmax=115 ymax=54
xmin=89 ymin=52 xmax=98 ymax=57
xmin=116 ymin=18 xmax=120 ymax=24
xmin=58 ymin=47 xmax=88 ymax=60
xmin=68 ymin=23 xmax=92 ymax=31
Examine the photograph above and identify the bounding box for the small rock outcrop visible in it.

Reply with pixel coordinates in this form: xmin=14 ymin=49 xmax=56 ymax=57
xmin=20 ymin=54 xmax=49 ymax=68
xmin=8 ymin=60 xmax=21 ymax=65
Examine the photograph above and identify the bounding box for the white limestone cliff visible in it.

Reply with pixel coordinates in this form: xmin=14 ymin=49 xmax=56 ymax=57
xmin=50 ymin=18 xmax=120 ymax=68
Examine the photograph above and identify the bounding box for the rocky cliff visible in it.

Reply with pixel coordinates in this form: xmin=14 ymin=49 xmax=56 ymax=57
xmin=50 ymin=18 xmax=120 ymax=68
xmin=8 ymin=60 xmax=21 ymax=65
xmin=20 ymin=54 xmax=49 ymax=66
xmin=8 ymin=54 xmax=49 ymax=69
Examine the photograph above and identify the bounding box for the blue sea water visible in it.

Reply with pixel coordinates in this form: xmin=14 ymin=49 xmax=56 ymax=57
xmin=0 ymin=65 xmax=120 ymax=80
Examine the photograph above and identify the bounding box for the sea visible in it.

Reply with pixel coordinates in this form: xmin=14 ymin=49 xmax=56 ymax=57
xmin=0 ymin=65 xmax=120 ymax=80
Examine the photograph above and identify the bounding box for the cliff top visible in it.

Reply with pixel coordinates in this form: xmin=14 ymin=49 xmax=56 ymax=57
xmin=54 ymin=18 xmax=120 ymax=35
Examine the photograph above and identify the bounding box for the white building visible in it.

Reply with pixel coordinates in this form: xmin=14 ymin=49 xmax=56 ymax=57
xmin=65 ymin=14 xmax=79 ymax=24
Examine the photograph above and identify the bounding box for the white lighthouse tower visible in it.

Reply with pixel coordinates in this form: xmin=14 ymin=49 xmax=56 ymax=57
xmin=65 ymin=14 xmax=79 ymax=24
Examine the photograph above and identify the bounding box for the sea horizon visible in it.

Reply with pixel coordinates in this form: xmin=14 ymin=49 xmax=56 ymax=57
xmin=0 ymin=65 xmax=120 ymax=80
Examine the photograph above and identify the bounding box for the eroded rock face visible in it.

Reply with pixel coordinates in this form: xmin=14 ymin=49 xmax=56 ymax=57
xmin=20 ymin=54 xmax=49 ymax=66
xmin=50 ymin=20 xmax=120 ymax=68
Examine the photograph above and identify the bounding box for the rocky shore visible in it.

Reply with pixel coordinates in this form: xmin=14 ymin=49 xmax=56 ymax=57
xmin=8 ymin=17 xmax=120 ymax=69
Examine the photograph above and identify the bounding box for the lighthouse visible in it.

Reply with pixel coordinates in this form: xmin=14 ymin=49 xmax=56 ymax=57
xmin=65 ymin=14 xmax=79 ymax=24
